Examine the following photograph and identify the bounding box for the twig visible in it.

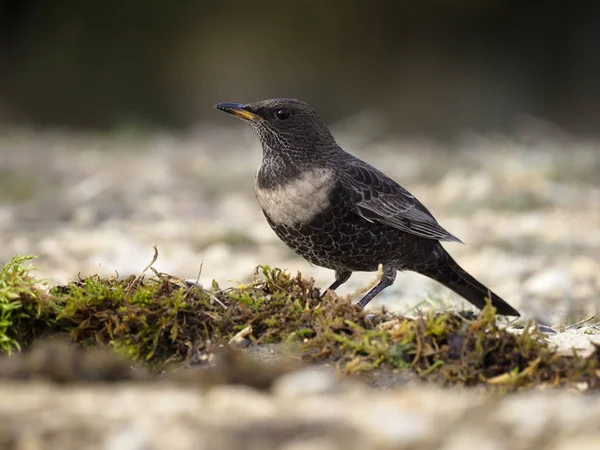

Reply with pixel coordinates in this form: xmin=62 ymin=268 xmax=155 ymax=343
xmin=349 ymin=264 xmax=383 ymax=299
xmin=195 ymin=260 xmax=203 ymax=287
xmin=228 ymin=325 xmax=252 ymax=345
xmin=209 ymin=287 xmax=231 ymax=310
xmin=124 ymin=245 xmax=159 ymax=299
xmin=565 ymin=316 xmax=596 ymax=330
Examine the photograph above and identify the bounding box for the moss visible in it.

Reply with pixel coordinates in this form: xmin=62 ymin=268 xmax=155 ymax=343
xmin=0 ymin=256 xmax=55 ymax=353
xmin=1 ymin=254 xmax=599 ymax=391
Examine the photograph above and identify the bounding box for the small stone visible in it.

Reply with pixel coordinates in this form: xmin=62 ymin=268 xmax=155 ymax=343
xmin=360 ymin=407 xmax=430 ymax=446
xmin=524 ymin=269 xmax=571 ymax=296
xmin=272 ymin=367 xmax=340 ymax=397
xmin=549 ymin=329 xmax=600 ymax=357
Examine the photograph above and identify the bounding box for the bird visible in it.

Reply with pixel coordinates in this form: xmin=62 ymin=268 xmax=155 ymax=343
xmin=214 ymin=98 xmax=520 ymax=316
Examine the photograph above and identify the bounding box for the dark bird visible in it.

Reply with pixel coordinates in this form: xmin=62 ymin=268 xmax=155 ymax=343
xmin=215 ymin=98 xmax=520 ymax=316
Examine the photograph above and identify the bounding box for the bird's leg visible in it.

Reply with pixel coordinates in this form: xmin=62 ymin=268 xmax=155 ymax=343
xmin=320 ymin=270 xmax=352 ymax=299
xmin=356 ymin=263 xmax=397 ymax=308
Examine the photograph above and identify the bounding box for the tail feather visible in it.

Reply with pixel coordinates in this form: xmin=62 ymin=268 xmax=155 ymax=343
xmin=423 ymin=256 xmax=520 ymax=317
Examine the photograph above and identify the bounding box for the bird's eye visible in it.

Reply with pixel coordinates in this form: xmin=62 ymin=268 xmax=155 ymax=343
xmin=275 ymin=108 xmax=291 ymax=120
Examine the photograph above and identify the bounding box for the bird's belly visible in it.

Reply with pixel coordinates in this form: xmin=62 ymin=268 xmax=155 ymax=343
xmin=255 ymin=170 xmax=439 ymax=273
xmin=267 ymin=207 xmax=419 ymax=272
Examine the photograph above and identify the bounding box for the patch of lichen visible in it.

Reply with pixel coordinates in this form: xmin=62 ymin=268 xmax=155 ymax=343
xmin=1 ymin=254 xmax=599 ymax=391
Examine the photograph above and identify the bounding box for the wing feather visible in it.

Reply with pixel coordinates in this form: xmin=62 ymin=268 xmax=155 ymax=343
xmin=340 ymin=162 xmax=463 ymax=243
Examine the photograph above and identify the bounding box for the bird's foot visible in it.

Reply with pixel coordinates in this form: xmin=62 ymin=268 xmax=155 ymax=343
xmin=356 ymin=263 xmax=397 ymax=308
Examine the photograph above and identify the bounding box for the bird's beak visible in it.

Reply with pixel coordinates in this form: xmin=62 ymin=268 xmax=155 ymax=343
xmin=214 ymin=102 xmax=263 ymax=121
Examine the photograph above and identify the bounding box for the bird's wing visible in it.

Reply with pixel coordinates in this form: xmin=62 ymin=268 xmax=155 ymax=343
xmin=339 ymin=161 xmax=463 ymax=243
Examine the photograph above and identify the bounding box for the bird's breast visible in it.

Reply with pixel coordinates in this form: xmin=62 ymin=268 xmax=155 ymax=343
xmin=254 ymin=167 xmax=335 ymax=227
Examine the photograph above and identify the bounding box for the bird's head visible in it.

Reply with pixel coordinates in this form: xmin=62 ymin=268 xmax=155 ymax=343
xmin=215 ymin=98 xmax=337 ymax=156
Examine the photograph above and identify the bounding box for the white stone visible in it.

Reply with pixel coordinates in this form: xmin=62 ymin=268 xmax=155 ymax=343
xmin=524 ymin=269 xmax=571 ymax=296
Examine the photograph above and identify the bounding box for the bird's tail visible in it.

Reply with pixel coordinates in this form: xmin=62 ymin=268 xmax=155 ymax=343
xmin=422 ymin=254 xmax=520 ymax=317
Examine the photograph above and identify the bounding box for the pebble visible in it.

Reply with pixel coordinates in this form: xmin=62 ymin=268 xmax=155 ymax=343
xmin=524 ymin=268 xmax=572 ymax=297
xmin=272 ymin=367 xmax=340 ymax=397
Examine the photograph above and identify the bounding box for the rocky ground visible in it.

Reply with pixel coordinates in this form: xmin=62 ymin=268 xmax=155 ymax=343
xmin=3 ymin=376 xmax=600 ymax=450
xmin=0 ymin=118 xmax=599 ymax=448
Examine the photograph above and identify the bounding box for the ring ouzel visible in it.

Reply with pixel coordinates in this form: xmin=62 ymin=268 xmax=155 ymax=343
xmin=215 ymin=98 xmax=520 ymax=316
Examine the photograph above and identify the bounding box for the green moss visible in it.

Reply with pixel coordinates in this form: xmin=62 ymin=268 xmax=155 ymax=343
xmin=1 ymin=254 xmax=599 ymax=391
xmin=0 ymin=256 xmax=54 ymax=353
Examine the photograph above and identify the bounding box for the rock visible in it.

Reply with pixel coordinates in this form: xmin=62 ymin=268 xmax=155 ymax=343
xmin=524 ymin=269 xmax=571 ymax=297
xmin=549 ymin=328 xmax=600 ymax=357
xmin=272 ymin=367 xmax=340 ymax=397
xmin=1 ymin=382 xmax=600 ymax=449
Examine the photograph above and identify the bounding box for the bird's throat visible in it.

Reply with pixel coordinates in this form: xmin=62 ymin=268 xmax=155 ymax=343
xmin=254 ymin=166 xmax=335 ymax=226
xmin=256 ymin=149 xmax=304 ymax=190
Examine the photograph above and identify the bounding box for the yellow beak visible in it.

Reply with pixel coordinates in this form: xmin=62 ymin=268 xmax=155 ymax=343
xmin=214 ymin=102 xmax=263 ymax=121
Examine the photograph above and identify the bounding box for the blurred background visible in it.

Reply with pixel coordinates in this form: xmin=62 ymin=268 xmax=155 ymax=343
xmin=2 ymin=1 xmax=600 ymax=136
xmin=0 ymin=1 xmax=599 ymax=322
